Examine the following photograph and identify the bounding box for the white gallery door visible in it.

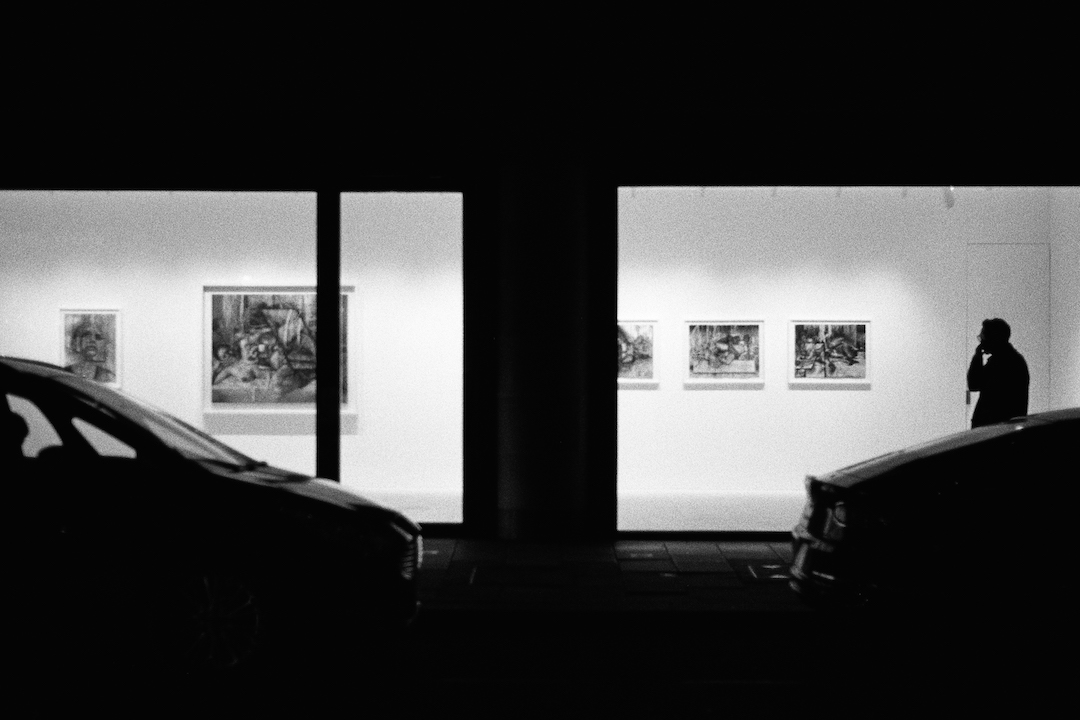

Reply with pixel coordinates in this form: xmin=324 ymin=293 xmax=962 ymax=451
xmin=965 ymin=243 xmax=1051 ymax=427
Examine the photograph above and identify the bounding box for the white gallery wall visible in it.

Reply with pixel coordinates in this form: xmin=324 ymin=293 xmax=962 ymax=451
xmin=340 ymin=193 xmax=464 ymax=521
xmin=1051 ymin=188 xmax=1080 ymax=405
xmin=0 ymin=191 xmax=464 ymax=523
xmin=618 ymin=186 xmax=1080 ymax=531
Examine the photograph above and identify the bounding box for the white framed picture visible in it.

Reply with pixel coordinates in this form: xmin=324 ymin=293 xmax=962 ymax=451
xmin=685 ymin=321 xmax=763 ymax=385
xmin=617 ymin=320 xmax=658 ymax=387
xmin=789 ymin=321 xmax=870 ymax=385
xmin=60 ymin=309 xmax=121 ymax=388
xmin=203 ymin=286 xmax=354 ymax=412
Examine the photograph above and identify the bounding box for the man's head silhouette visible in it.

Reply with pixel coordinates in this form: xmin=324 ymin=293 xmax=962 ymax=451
xmin=979 ymin=318 xmax=1011 ymax=353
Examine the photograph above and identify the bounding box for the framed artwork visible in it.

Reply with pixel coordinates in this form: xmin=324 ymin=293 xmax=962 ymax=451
xmin=789 ymin=321 xmax=870 ymax=385
xmin=60 ymin=309 xmax=121 ymax=388
xmin=617 ymin=320 xmax=658 ymax=386
xmin=203 ymin=286 xmax=352 ymax=411
xmin=686 ymin=321 xmax=763 ymax=385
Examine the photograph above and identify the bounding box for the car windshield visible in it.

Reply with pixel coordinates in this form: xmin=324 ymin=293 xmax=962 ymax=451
xmin=58 ymin=376 xmax=256 ymax=467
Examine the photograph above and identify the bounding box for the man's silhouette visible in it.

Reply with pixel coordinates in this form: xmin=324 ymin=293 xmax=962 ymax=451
xmin=967 ymin=318 xmax=1029 ymax=427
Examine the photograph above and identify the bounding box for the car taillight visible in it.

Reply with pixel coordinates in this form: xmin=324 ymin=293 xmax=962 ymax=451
xmin=404 ymin=535 xmax=421 ymax=580
xmin=798 ymin=476 xmax=816 ymax=519
xmin=821 ymin=501 xmax=847 ymax=542
xmin=389 ymin=525 xmax=421 ymax=581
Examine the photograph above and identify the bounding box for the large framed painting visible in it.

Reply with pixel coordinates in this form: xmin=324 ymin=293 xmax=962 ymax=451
xmin=789 ymin=321 xmax=870 ymax=385
xmin=686 ymin=321 xmax=763 ymax=386
xmin=618 ymin=320 xmax=658 ymax=387
xmin=60 ymin=309 xmax=121 ymax=388
xmin=203 ymin=286 xmax=352 ymax=411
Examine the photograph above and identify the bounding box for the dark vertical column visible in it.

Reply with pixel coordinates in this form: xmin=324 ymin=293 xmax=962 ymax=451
xmin=493 ymin=163 xmax=617 ymax=540
xmin=462 ymin=180 xmax=500 ymax=537
xmin=316 ymin=190 xmax=341 ymax=481
xmin=583 ymin=171 xmax=618 ymax=537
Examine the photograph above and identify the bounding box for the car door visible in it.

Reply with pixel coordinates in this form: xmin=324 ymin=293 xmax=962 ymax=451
xmin=5 ymin=389 xmax=71 ymax=560
xmin=5 ymin=378 xmax=207 ymax=665
xmin=3 ymin=384 xmax=120 ymax=666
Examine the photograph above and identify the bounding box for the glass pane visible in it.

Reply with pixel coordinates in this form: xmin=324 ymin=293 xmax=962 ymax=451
xmin=72 ymin=417 xmax=137 ymax=458
xmin=6 ymin=394 xmax=62 ymax=457
xmin=0 ymin=190 xmax=318 ymax=474
xmin=340 ymin=192 xmax=464 ymax=523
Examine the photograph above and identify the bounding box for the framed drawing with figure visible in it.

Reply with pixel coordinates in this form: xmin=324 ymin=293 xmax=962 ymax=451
xmin=204 ymin=286 xmax=352 ymax=412
xmin=686 ymin=321 xmax=763 ymax=385
xmin=618 ymin=320 xmax=658 ymax=387
xmin=789 ymin=321 xmax=870 ymax=385
xmin=60 ymin=309 xmax=121 ymax=388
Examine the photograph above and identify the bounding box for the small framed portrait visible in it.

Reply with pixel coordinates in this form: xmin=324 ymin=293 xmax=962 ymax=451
xmin=60 ymin=309 xmax=121 ymax=388
xmin=686 ymin=321 xmax=763 ymax=386
xmin=618 ymin=320 xmax=658 ymax=387
xmin=789 ymin=321 xmax=870 ymax=385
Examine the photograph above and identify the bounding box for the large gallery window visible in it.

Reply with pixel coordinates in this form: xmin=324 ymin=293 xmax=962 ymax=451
xmin=617 ymin=186 xmax=1062 ymax=532
xmin=0 ymin=190 xmax=463 ymax=525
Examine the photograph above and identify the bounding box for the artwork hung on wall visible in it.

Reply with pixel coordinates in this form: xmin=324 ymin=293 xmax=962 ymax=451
xmin=618 ymin=320 xmax=657 ymax=385
xmin=686 ymin=321 xmax=763 ymax=384
xmin=60 ymin=309 xmax=121 ymax=388
xmin=790 ymin=321 xmax=870 ymax=384
xmin=204 ymin=286 xmax=351 ymax=410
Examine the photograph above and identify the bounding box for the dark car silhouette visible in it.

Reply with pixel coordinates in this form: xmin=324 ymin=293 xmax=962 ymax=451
xmin=790 ymin=407 xmax=1077 ymax=612
xmin=3 ymin=356 xmax=421 ymax=682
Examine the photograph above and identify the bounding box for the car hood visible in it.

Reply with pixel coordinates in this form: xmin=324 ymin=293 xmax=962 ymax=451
xmin=282 ymin=477 xmax=422 ymax=533
xmin=815 ymin=422 xmax=1021 ymax=488
xmin=280 ymin=476 xmax=384 ymax=511
xmin=197 ymin=459 xmax=420 ymax=531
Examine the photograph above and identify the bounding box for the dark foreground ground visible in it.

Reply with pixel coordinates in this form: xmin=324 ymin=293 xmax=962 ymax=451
xmin=26 ymin=536 xmax=1065 ymax=716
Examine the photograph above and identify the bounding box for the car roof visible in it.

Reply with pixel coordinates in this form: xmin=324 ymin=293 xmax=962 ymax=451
xmin=816 ymin=407 xmax=1079 ymax=487
xmin=1023 ymin=406 xmax=1080 ymax=424
xmin=0 ymin=356 xmax=75 ymax=378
